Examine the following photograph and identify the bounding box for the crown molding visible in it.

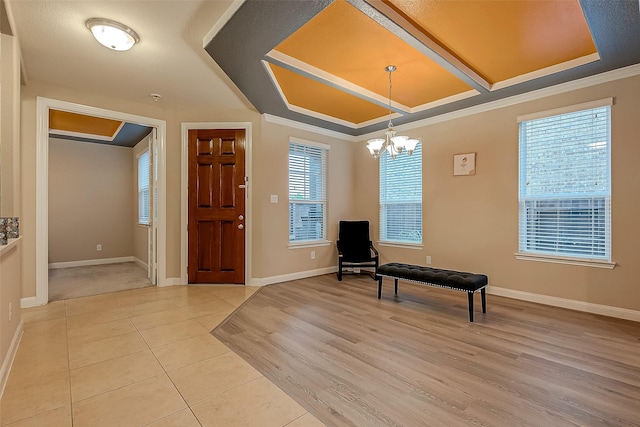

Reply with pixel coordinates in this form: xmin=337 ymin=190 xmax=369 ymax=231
xmin=263 ymin=114 xmax=357 ymax=142
xmin=265 ymin=64 xmax=640 ymax=143
xmin=370 ymin=63 xmax=640 ymax=139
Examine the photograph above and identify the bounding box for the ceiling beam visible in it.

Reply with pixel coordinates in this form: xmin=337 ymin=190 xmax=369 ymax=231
xmin=264 ymin=50 xmax=411 ymax=115
xmin=351 ymin=0 xmax=491 ymax=93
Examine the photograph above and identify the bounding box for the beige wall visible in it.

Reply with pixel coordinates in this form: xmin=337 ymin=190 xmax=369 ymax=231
xmin=18 ymin=72 xmax=640 ymax=313
xmin=253 ymin=119 xmax=355 ymax=278
xmin=0 ymin=242 xmax=22 ymax=370
xmin=0 ymin=32 xmax=22 ymax=389
xmin=48 ymin=138 xmax=134 ymax=263
xmin=0 ymin=33 xmax=20 ymax=216
xmin=354 ymin=74 xmax=640 ymax=312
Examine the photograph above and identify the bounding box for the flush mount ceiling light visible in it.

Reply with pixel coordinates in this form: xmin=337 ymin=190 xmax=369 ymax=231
xmin=366 ymin=65 xmax=420 ymax=159
xmin=86 ymin=18 xmax=139 ymax=51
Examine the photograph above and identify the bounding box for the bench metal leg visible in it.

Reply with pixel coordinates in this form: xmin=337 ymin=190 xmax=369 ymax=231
xmin=467 ymin=292 xmax=474 ymax=322
xmin=377 ymin=277 xmax=382 ymax=299
xmin=394 ymin=279 xmax=398 ymax=295
xmin=481 ymin=288 xmax=486 ymax=313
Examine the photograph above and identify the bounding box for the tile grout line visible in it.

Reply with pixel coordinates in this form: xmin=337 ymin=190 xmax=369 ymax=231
xmin=12 ymin=285 xmax=259 ymax=426
xmin=120 ymin=290 xmax=201 ymax=427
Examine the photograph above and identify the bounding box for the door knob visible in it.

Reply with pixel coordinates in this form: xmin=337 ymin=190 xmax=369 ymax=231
xmin=238 ymin=215 xmax=244 ymax=220
xmin=238 ymin=224 xmax=244 ymax=230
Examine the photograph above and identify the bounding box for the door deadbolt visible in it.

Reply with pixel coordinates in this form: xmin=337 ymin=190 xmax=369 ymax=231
xmin=238 ymin=215 xmax=244 ymax=220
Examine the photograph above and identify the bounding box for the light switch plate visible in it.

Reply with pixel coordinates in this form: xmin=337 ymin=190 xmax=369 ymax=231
xmin=270 ymin=195 xmax=278 ymax=203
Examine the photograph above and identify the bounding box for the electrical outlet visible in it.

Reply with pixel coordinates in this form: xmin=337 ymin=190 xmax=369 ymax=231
xmin=9 ymin=302 xmax=12 ymax=322
xmin=97 ymin=244 xmax=102 ymax=251
xmin=426 ymin=255 xmax=432 ymax=265
xmin=311 ymin=251 xmax=316 ymax=260
xmin=270 ymin=195 xmax=278 ymax=203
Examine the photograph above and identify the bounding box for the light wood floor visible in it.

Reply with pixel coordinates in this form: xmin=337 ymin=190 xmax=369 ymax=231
xmin=213 ymin=274 xmax=640 ymax=427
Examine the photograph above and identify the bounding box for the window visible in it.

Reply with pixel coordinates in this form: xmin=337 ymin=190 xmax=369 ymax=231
xmin=380 ymin=143 xmax=422 ymax=244
xmin=289 ymin=140 xmax=328 ymax=243
xmin=518 ymin=100 xmax=611 ymax=260
xmin=137 ymin=150 xmax=150 ymax=225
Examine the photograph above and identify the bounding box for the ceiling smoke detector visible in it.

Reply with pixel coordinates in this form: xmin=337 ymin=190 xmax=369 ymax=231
xmin=149 ymin=94 xmax=162 ymax=102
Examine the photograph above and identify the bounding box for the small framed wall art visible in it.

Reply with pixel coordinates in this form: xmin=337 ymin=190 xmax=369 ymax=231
xmin=453 ymin=152 xmax=476 ymax=176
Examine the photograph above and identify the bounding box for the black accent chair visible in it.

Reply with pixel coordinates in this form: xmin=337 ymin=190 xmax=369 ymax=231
xmin=336 ymin=220 xmax=379 ymax=281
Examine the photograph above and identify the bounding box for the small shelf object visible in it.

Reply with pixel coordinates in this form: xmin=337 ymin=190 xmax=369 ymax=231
xmin=0 ymin=217 xmax=19 ymax=245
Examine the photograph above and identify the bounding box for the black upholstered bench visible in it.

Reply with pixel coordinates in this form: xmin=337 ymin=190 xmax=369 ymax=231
xmin=376 ymin=263 xmax=488 ymax=322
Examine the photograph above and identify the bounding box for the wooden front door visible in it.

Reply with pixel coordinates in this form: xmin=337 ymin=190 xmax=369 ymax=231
xmin=188 ymin=129 xmax=246 ymax=284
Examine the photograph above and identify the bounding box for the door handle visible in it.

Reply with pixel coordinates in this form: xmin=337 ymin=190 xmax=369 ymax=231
xmin=239 ymin=185 xmax=246 ymax=189
xmin=238 ymin=224 xmax=244 ymax=230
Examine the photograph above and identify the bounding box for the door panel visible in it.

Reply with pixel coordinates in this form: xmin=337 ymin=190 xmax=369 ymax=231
xmin=188 ymin=129 xmax=245 ymax=284
xmin=220 ymin=164 xmax=236 ymax=207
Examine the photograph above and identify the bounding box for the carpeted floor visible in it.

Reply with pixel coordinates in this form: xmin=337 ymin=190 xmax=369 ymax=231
xmin=48 ymin=262 xmax=153 ymax=301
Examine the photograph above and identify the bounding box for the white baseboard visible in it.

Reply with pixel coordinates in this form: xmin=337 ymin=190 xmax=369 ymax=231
xmin=0 ymin=320 xmax=23 ymax=399
xmin=48 ymin=256 xmax=135 ymax=269
xmin=487 ymin=286 xmax=640 ymax=322
xmin=20 ymin=296 xmax=40 ymax=309
xmin=133 ymin=257 xmax=148 ymax=271
xmin=159 ymin=277 xmax=185 ymax=287
xmin=250 ymin=266 xmax=338 ymax=287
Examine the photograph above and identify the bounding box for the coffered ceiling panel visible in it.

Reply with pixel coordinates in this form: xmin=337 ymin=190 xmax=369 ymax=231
xmin=267 ymin=63 xmax=392 ymax=125
xmin=49 ymin=109 xmax=152 ymax=148
xmin=382 ymin=0 xmax=598 ymax=84
xmin=50 ymin=110 xmax=123 ymax=138
xmin=206 ymin=0 xmax=640 ymax=136
xmin=271 ymin=0 xmax=474 ymax=114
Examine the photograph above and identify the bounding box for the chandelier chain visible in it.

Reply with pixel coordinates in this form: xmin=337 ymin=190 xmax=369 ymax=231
xmin=387 ymin=67 xmax=393 ymax=128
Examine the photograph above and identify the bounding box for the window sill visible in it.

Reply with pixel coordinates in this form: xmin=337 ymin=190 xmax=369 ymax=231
xmin=378 ymin=241 xmax=423 ymax=250
xmin=288 ymin=240 xmax=332 ymax=249
xmin=515 ymin=252 xmax=616 ymax=269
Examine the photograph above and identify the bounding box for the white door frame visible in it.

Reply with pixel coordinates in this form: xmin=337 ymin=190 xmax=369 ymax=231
xmin=180 ymin=122 xmax=253 ymax=285
xmin=34 ymin=97 xmax=168 ymax=305
xmin=148 ymin=130 xmax=158 ymax=285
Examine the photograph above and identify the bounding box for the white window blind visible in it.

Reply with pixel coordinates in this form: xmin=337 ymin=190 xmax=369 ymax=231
xmin=380 ymin=143 xmax=422 ymax=243
xmin=289 ymin=141 xmax=328 ymax=242
xmin=138 ymin=150 xmax=150 ymax=225
xmin=518 ymin=103 xmax=611 ymax=260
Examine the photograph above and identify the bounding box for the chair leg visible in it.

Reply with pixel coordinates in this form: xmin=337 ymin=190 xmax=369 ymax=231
xmin=377 ymin=277 xmax=383 ymax=299
xmin=338 ymin=262 xmax=343 ymax=281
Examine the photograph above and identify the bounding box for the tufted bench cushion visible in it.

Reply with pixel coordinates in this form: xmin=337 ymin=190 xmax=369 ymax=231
xmin=376 ymin=263 xmax=488 ymax=322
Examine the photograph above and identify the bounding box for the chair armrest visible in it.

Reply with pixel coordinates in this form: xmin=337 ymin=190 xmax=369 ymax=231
xmin=369 ymin=241 xmax=379 ymax=256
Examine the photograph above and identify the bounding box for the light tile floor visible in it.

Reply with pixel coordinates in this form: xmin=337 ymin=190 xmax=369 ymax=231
xmin=1 ymin=285 xmax=326 ymax=427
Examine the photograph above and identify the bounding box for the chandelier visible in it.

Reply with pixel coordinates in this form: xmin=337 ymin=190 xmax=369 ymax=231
xmin=366 ymin=65 xmax=420 ymax=159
